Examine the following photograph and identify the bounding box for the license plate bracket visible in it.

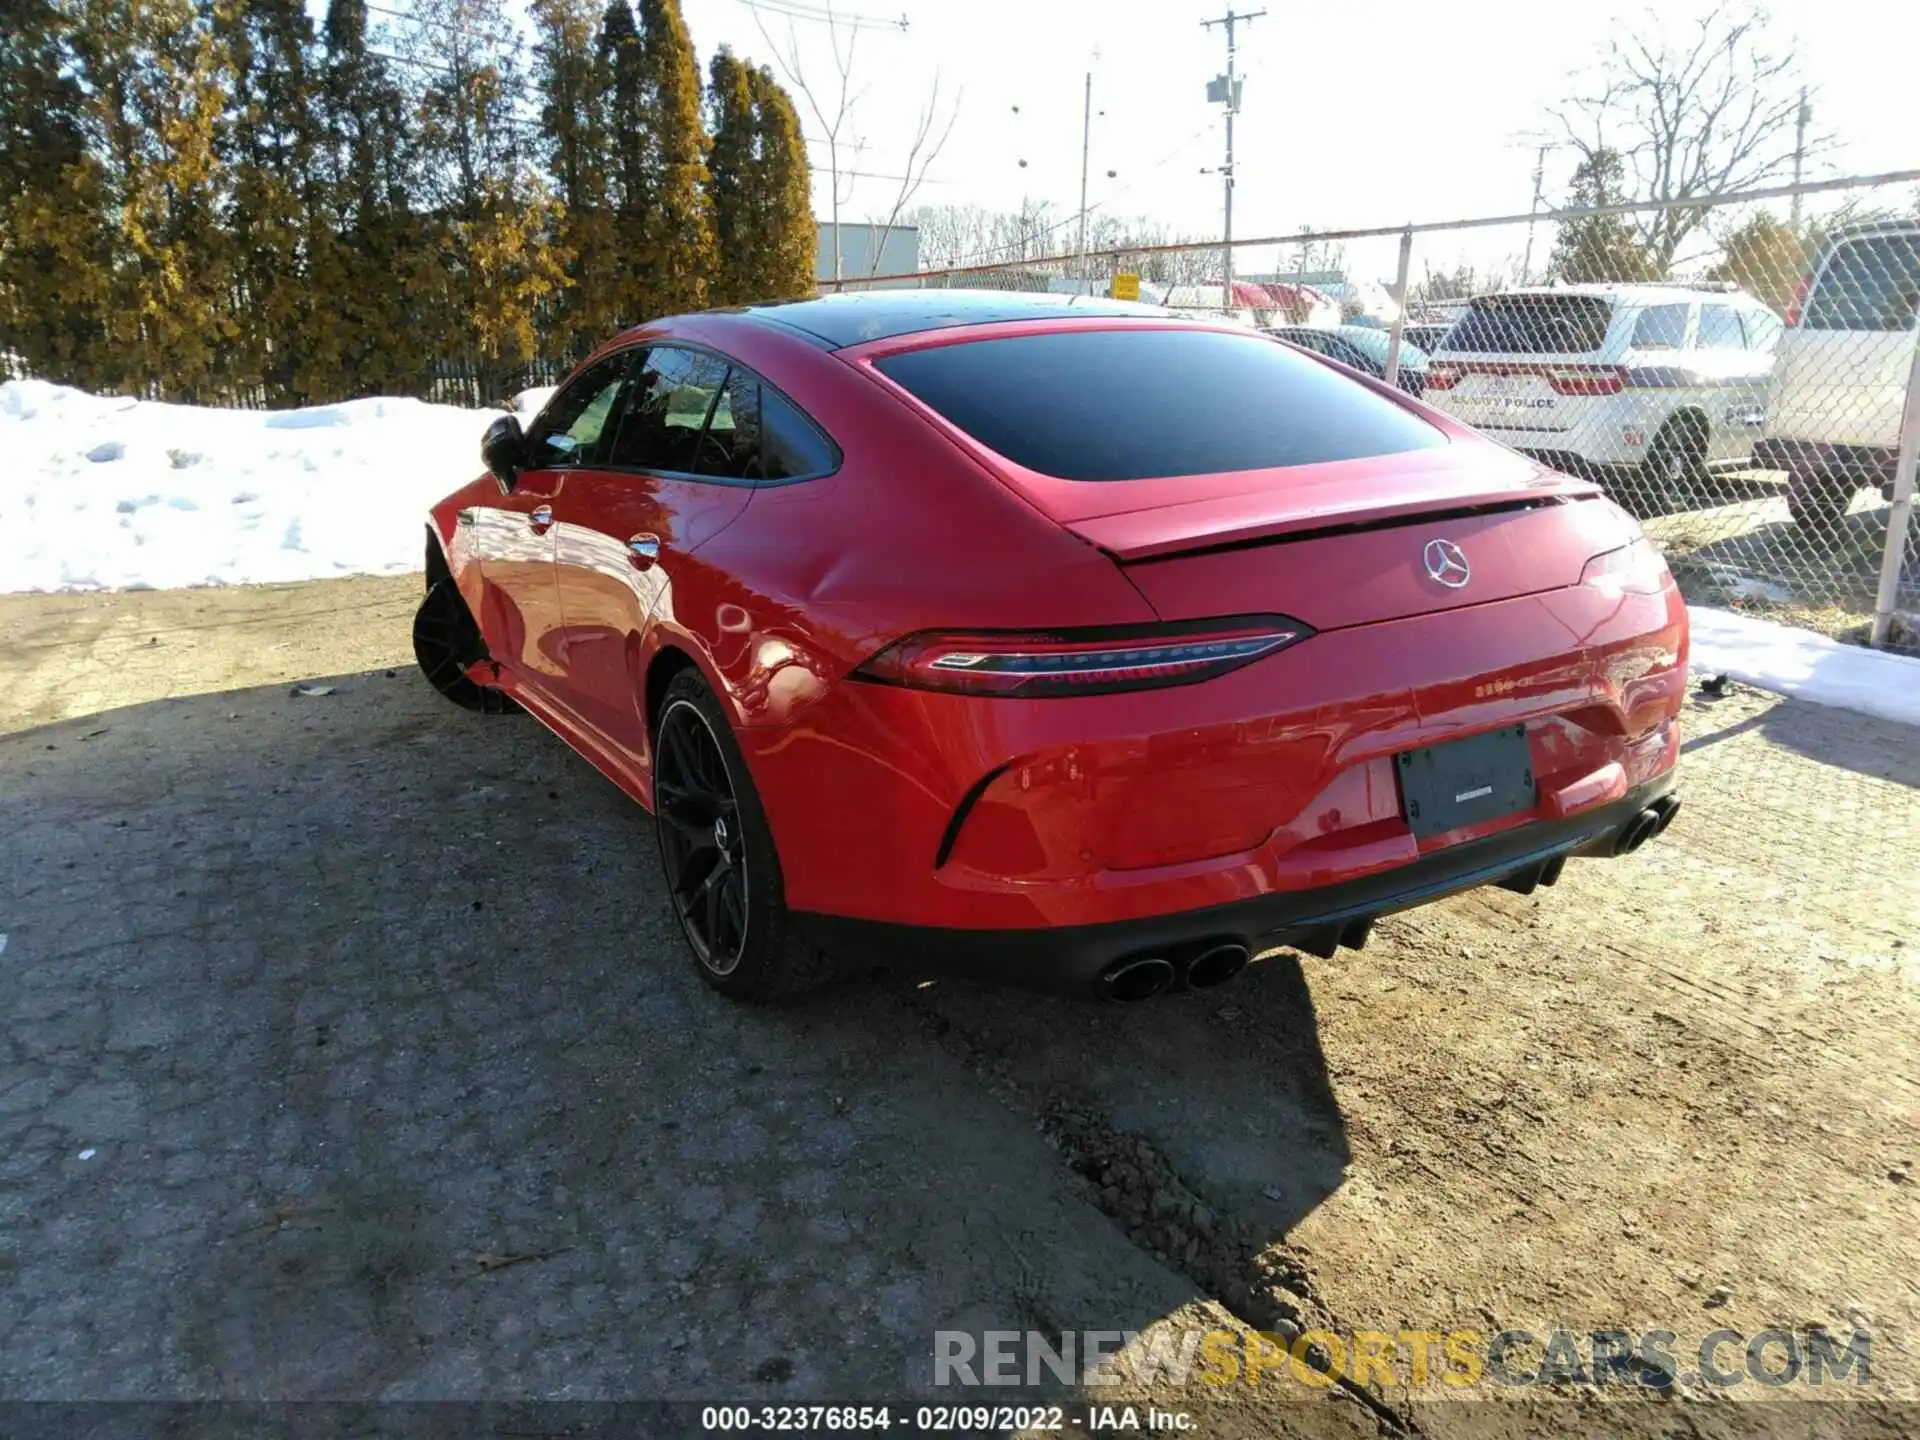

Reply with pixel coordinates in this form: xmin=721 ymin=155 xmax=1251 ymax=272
xmin=1397 ymin=725 xmax=1537 ymax=839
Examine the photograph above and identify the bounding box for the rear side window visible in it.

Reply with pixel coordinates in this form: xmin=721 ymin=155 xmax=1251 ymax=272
xmin=1440 ymin=294 xmax=1615 ymax=355
xmin=759 ymin=390 xmax=838 ymax=480
xmin=1742 ymin=308 xmax=1784 ymax=352
xmin=873 ymin=327 xmax=1444 ymax=482
xmin=1697 ymin=304 xmax=1746 ymax=349
xmin=692 ymin=369 xmax=839 ymax=482
xmin=1806 ymin=233 xmax=1920 ymax=331
xmin=1631 ymin=304 xmax=1689 ymax=349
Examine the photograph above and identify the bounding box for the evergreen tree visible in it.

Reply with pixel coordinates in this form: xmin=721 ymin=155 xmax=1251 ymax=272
xmin=597 ymin=0 xmax=650 ymax=323
xmin=633 ymin=0 xmax=713 ymax=318
xmin=220 ymin=0 xmax=323 ymax=402
xmin=705 ymin=48 xmax=755 ymax=306
xmin=312 ymin=0 xmax=421 ymax=398
xmin=1708 ymin=210 xmax=1819 ymax=317
xmin=532 ymin=0 xmax=619 ymax=352
xmin=1548 ymin=149 xmax=1663 ymax=286
xmin=0 ymin=0 xmax=115 ymax=386
xmin=67 ymin=0 xmax=238 ymax=400
xmin=747 ymin=64 xmax=816 ymax=301
xmin=405 ymin=0 xmax=567 ymax=402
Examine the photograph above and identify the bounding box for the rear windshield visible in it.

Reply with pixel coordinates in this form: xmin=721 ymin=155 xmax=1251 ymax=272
xmin=1806 ymin=233 xmax=1920 ymax=331
xmin=872 ymin=328 xmax=1444 ymax=482
xmin=1439 ymin=294 xmax=1615 ymax=355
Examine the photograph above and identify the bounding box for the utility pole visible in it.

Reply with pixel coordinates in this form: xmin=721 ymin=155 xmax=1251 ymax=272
xmin=1077 ymin=71 xmax=1092 ymax=287
xmin=1520 ymin=143 xmax=1548 ymax=285
xmin=1790 ymin=87 xmax=1810 ymax=228
xmin=1202 ymin=8 xmax=1262 ymax=313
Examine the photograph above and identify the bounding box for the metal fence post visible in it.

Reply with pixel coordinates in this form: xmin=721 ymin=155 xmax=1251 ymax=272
xmin=1869 ymin=334 xmax=1920 ymax=648
xmin=1382 ymin=225 xmax=1414 ymax=390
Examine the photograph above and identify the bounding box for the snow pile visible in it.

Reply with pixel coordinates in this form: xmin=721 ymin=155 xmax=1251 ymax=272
xmin=1688 ymin=606 xmax=1920 ymax=729
xmin=0 ymin=378 xmax=519 ymax=592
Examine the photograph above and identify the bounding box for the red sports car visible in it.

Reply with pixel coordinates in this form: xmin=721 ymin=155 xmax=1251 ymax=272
xmin=414 ymin=292 xmax=1685 ymax=1002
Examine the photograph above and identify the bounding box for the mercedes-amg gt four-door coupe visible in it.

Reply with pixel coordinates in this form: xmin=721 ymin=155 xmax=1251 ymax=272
xmin=414 ymin=291 xmax=1686 ymax=1002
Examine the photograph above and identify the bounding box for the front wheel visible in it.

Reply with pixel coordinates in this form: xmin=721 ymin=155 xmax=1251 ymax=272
xmin=412 ymin=577 xmax=519 ymax=714
xmin=652 ymin=670 xmax=836 ymax=1001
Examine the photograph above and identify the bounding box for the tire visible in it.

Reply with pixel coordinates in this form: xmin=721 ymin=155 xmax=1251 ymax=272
xmin=1786 ymin=471 xmax=1857 ymax=538
xmin=412 ymin=577 xmax=520 ymax=714
xmin=652 ymin=669 xmax=837 ymax=1001
xmin=1628 ymin=419 xmax=1707 ymax=518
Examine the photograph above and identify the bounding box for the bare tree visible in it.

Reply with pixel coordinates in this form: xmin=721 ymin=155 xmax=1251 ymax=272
xmin=1552 ymin=3 xmax=1829 ymax=267
xmin=753 ymin=4 xmax=866 ymax=284
xmin=862 ymin=75 xmax=960 ymax=278
xmin=906 ymin=203 xmax=993 ymax=268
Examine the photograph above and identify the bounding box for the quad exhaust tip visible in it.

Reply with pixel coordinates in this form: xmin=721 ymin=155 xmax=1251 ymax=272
xmin=1185 ymin=941 xmax=1252 ymax=990
xmin=1098 ymin=955 xmax=1177 ymax=1003
xmin=1614 ymin=797 xmax=1680 ymax=857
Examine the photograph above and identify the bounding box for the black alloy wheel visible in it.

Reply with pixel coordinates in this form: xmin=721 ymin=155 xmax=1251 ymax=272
xmin=654 ymin=695 xmax=750 ymax=975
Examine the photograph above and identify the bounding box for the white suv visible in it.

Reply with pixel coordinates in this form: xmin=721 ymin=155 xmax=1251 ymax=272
xmin=1753 ymin=221 xmax=1920 ymax=534
xmin=1423 ymin=283 xmax=1782 ymax=513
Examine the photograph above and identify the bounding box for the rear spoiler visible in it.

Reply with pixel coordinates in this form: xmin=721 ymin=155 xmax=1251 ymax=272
xmin=1065 ymin=474 xmax=1601 ymax=563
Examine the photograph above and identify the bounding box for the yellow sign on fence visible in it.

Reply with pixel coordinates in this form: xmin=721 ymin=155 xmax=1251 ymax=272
xmin=1110 ymin=273 xmax=1141 ymax=301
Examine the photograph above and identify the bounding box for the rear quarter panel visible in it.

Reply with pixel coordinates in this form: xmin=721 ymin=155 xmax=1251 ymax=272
xmin=636 ymin=315 xmax=1159 ymax=734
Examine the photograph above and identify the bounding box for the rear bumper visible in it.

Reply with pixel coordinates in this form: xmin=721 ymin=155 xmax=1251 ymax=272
xmin=740 ymin=579 xmax=1688 ymax=933
xmin=797 ymin=777 xmax=1677 ymax=994
xmin=1753 ymin=439 xmax=1899 ymax=495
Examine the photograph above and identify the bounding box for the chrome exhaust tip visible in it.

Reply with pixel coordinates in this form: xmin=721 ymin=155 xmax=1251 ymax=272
xmin=1614 ymin=808 xmax=1661 ymax=856
xmin=1098 ymin=955 xmax=1177 ymax=1003
xmin=1649 ymin=796 xmax=1681 ymax=836
xmin=1185 ymin=941 xmax=1252 ymax=990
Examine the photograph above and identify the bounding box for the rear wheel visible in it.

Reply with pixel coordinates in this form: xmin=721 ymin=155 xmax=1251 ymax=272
xmin=1786 ymin=470 xmax=1858 ymax=538
xmin=1628 ymin=418 xmax=1706 ymax=518
xmin=412 ymin=577 xmax=519 ymax=714
xmin=652 ymin=670 xmax=836 ymax=1001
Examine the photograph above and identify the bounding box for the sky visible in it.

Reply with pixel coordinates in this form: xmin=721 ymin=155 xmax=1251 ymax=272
xmin=318 ymin=0 xmax=1920 ymax=283
xmin=674 ymin=0 xmax=1919 ymax=281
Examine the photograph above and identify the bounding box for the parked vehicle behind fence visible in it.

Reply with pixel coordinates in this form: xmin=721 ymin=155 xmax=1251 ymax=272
xmin=1754 ymin=220 xmax=1920 ymax=536
xmin=1266 ymin=324 xmax=1430 ymax=396
xmin=1422 ymin=284 xmax=1783 ymax=515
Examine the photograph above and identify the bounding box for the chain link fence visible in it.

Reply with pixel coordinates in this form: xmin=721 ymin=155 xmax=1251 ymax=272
xmin=835 ymin=169 xmax=1920 ymax=653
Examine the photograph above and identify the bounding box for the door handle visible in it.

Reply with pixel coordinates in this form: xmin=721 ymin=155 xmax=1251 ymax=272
xmin=455 ymin=508 xmax=475 ymax=527
xmin=627 ymin=534 xmax=661 ymax=569
xmin=529 ymin=505 xmax=553 ymax=531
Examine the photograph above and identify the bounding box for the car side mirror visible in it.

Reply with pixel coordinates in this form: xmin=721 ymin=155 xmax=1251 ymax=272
xmin=482 ymin=415 xmax=527 ymax=491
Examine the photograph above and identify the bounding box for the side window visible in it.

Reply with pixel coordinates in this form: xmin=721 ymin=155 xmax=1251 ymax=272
xmin=1697 ymin=304 xmax=1747 ymax=350
xmin=605 ymin=347 xmax=729 ymax=472
xmin=1741 ymin=307 xmax=1784 ymax=352
xmin=694 ymin=369 xmax=762 ymax=481
xmin=1631 ymin=304 xmax=1689 ymax=350
xmin=758 ymin=389 xmax=837 ymax=481
xmin=531 ymin=355 xmax=631 ymax=466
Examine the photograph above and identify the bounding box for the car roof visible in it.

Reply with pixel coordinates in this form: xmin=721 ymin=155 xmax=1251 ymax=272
xmin=726 ymin=289 xmax=1175 ymax=349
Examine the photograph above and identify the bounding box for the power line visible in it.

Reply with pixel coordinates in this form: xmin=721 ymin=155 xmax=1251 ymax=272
xmin=732 ymin=0 xmax=909 ymax=32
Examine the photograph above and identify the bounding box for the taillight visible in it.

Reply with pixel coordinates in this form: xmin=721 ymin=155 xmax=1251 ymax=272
xmin=1580 ymin=538 xmax=1670 ymax=594
xmin=1425 ymin=363 xmax=1460 ymax=391
xmin=1785 ymin=273 xmax=1810 ymax=327
xmin=852 ymin=617 xmax=1312 ymax=697
xmin=1545 ymin=365 xmax=1627 ymax=396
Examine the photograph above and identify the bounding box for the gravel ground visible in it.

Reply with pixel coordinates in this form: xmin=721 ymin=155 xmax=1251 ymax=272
xmin=1 ymin=575 xmax=1915 ymax=1438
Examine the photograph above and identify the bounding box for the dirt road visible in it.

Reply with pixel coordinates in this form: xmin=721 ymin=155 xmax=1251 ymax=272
xmin=2 ymin=575 xmax=1915 ymax=1436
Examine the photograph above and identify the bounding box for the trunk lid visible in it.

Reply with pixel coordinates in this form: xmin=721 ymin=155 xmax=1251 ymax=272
xmin=1061 ymin=452 xmax=1630 ymax=633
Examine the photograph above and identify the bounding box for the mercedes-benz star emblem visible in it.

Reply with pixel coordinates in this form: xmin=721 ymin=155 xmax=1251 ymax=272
xmin=1423 ymin=538 xmax=1471 ymax=588
xmin=713 ymin=817 xmax=730 ymax=850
